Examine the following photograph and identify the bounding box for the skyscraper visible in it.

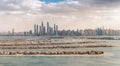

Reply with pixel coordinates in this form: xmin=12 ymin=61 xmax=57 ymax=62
xmin=56 ymin=25 xmax=58 ymax=36
xmin=96 ymin=28 xmax=103 ymax=36
xmin=40 ymin=21 xmax=45 ymax=36
xmin=12 ymin=28 xmax=14 ymax=36
xmin=34 ymin=24 xmax=39 ymax=36
xmin=54 ymin=24 xmax=56 ymax=35
xmin=36 ymin=24 xmax=39 ymax=36
xmin=34 ymin=24 xmax=36 ymax=35
xmin=47 ymin=22 xmax=50 ymax=35
xmin=53 ymin=24 xmax=59 ymax=36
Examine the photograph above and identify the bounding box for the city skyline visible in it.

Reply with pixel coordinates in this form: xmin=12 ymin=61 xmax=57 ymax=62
xmin=0 ymin=0 xmax=120 ymax=32
xmin=1 ymin=21 xmax=120 ymax=36
xmin=5 ymin=21 xmax=120 ymax=32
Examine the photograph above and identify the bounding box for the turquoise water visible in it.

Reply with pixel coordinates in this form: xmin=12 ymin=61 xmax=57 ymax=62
xmin=0 ymin=53 xmax=120 ymax=66
xmin=0 ymin=36 xmax=119 ymax=66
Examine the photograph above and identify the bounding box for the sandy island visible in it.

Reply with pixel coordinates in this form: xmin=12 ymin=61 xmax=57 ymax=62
xmin=0 ymin=52 xmax=112 ymax=57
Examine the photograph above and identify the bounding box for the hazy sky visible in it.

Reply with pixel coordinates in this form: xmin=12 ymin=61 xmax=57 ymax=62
xmin=0 ymin=0 xmax=120 ymax=32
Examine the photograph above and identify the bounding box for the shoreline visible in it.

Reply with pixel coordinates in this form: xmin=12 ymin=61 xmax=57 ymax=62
xmin=0 ymin=45 xmax=116 ymax=50
xmin=0 ymin=38 xmax=116 ymax=57
xmin=0 ymin=53 xmax=111 ymax=57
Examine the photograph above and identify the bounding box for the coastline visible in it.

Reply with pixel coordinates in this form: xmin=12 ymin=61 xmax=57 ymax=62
xmin=0 ymin=53 xmax=110 ymax=57
xmin=0 ymin=37 xmax=116 ymax=57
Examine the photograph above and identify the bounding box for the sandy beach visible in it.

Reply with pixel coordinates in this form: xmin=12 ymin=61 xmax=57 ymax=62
xmin=0 ymin=52 xmax=112 ymax=57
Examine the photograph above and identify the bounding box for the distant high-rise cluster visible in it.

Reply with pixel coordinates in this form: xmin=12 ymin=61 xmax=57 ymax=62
xmin=34 ymin=22 xmax=58 ymax=36
xmin=1 ymin=21 xmax=120 ymax=36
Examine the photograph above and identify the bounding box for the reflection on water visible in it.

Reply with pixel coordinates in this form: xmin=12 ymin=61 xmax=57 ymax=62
xmin=0 ymin=36 xmax=119 ymax=66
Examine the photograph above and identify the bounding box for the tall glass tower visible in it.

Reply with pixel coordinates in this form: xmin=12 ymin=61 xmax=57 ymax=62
xmin=34 ymin=24 xmax=37 ymax=36
xmin=47 ymin=22 xmax=50 ymax=35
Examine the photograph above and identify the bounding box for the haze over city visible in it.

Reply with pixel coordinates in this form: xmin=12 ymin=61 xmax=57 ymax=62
xmin=0 ymin=0 xmax=120 ymax=32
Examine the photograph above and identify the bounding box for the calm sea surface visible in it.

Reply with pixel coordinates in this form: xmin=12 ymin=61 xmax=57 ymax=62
xmin=0 ymin=36 xmax=119 ymax=66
